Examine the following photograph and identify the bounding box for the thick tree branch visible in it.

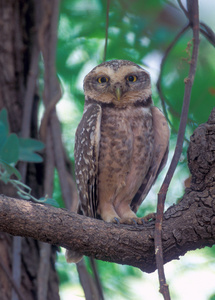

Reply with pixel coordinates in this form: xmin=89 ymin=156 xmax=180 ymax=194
xmin=0 ymin=182 xmax=214 ymax=273
xmin=0 ymin=108 xmax=215 ymax=274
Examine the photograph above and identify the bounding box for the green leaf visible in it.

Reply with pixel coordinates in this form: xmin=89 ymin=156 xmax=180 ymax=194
xmin=18 ymin=138 xmax=44 ymax=151
xmin=18 ymin=138 xmax=44 ymax=163
xmin=0 ymin=121 xmax=8 ymax=152
xmin=0 ymin=108 xmax=10 ymax=136
xmin=0 ymin=159 xmax=22 ymax=180
xmin=0 ymin=133 xmax=19 ymax=164
xmin=18 ymin=150 xmax=43 ymax=163
xmin=39 ymin=197 xmax=60 ymax=208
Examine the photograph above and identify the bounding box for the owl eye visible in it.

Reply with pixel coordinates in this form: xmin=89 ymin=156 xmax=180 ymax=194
xmin=97 ymin=76 xmax=109 ymax=83
xmin=126 ymin=75 xmax=137 ymax=82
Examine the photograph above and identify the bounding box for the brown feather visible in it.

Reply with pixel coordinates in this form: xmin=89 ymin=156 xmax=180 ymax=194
xmin=131 ymin=106 xmax=169 ymax=212
xmin=74 ymin=103 xmax=101 ymax=218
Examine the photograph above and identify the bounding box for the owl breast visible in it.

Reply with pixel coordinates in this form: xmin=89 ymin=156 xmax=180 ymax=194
xmin=97 ymin=105 xmax=154 ymax=219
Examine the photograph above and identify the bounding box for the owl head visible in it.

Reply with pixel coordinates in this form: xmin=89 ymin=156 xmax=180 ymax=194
xmin=83 ymin=60 xmax=152 ymax=107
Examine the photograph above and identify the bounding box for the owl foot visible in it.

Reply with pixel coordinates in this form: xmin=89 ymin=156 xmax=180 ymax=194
xmin=119 ymin=217 xmax=139 ymax=225
xmin=119 ymin=213 xmax=156 ymax=225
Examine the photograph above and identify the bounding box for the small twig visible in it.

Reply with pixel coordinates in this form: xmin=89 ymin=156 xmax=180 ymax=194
xmin=155 ymin=1 xmax=200 ymax=299
xmin=178 ymin=0 xmax=215 ymax=47
xmin=156 ymin=24 xmax=189 ymax=126
xmin=177 ymin=0 xmax=189 ymax=18
xmin=103 ymin=0 xmax=110 ymax=62
xmin=200 ymin=22 xmax=215 ymax=46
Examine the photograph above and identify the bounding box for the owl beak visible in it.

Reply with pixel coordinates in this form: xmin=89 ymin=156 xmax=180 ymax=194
xmin=115 ymin=86 xmax=122 ymax=101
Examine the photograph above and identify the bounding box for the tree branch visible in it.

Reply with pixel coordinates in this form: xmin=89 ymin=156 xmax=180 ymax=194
xmin=0 ymin=108 xmax=214 ymax=274
xmin=0 ymin=105 xmax=214 ymax=273
xmin=0 ymin=181 xmax=214 ymax=273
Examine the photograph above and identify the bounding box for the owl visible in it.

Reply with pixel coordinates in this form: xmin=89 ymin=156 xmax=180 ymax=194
xmin=66 ymin=60 xmax=169 ymax=262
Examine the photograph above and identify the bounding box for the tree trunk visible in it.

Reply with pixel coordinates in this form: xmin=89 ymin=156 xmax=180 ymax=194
xmin=0 ymin=1 xmax=60 ymax=299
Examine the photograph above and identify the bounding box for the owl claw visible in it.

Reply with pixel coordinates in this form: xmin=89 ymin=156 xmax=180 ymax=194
xmin=119 ymin=218 xmax=138 ymax=225
xmin=118 ymin=214 xmax=156 ymax=225
xmin=113 ymin=217 xmax=120 ymax=224
xmin=131 ymin=218 xmax=138 ymax=225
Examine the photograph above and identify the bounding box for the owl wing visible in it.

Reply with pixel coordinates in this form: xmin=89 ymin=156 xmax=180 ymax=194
xmin=131 ymin=106 xmax=170 ymax=212
xmin=74 ymin=103 xmax=102 ymax=218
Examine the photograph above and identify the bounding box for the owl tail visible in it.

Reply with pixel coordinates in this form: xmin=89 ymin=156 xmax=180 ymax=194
xmin=65 ymin=249 xmax=83 ymax=263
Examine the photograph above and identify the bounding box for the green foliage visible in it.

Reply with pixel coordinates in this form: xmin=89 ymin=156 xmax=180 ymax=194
xmin=85 ymin=258 xmax=142 ymax=299
xmin=0 ymin=109 xmax=19 ymax=164
xmin=0 ymin=109 xmax=44 ymax=164
xmin=0 ymin=108 xmax=44 ymax=185
xmin=57 ymin=0 xmax=214 ymax=140
xmin=18 ymin=138 xmax=44 ymax=163
xmin=0 ymin=108 xmax=59 ymax=207
xmin=0 ymin=159 xmax=21 ymax=183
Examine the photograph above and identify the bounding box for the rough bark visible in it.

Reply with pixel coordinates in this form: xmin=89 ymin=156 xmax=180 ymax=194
xmin=0 ymin=185 xmax=213 ymax=274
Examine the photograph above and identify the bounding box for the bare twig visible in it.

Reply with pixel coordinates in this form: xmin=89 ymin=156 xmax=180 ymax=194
xmin=177 ymin=0 xmax=189 ymax=18
xmin=156 ymin=24 xmax=190 ymax=126
xmin=103 ymin=0 xmax=110 ymax=62
xmin=155 ymin=1 xmax=200 ymax=299
xmin=178 ymin=0 xmax=215 ymax=46
xmin=200 ymin=22 xmax=215 ymax=46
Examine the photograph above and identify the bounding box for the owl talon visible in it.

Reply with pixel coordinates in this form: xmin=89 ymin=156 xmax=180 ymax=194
xmin=113 ymin=217 xmax=120 ymax=224
xmin=131 ymin=218 xmax=138 ymax=225
xmin=119 ymin=218 xmax=137 ymax=225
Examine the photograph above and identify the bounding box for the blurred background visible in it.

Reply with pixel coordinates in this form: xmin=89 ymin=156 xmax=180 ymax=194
xmin=53 ymin=0 xmax=215 ymax=299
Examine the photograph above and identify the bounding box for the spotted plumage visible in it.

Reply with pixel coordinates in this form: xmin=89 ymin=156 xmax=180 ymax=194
xmin=66 ymin=60 xmax=169 ymax=263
